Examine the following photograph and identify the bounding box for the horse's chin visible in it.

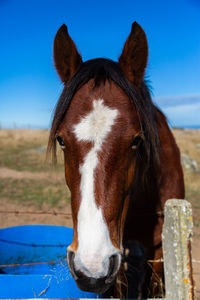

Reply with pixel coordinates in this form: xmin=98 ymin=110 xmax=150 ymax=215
xmin=75 ymin=276 xmax=116 ymax=294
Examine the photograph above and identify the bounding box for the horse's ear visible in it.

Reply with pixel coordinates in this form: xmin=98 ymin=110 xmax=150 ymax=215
xmin=53 ymin=24 xmax=82 ymax=83
xmin=119 ymin=22 xmax=148 ymax=87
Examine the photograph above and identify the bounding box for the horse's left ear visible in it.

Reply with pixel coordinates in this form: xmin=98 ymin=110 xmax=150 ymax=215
xmin=119 ymin=22 xmax=148 ymax=87
xmin=53 ymin=24 xmax=82 ymax=83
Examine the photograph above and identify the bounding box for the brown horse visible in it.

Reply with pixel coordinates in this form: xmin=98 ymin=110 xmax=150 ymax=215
xmin=47 ymin=22 xmax=184 ymax=298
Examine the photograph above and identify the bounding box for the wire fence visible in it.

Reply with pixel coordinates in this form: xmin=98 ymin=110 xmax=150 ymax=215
xmin=0 ymin=210 xmax=72 ymax=217
xmin=0 ymin=208 xmax=200 ymax=217
xmin=0 ymin=207 xmax=199 ymax=282
xmin=0 ymin=258 xmax=200 ymax=270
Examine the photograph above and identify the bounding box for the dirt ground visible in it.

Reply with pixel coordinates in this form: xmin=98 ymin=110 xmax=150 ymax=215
xmin=0 ymin=197 xmax=73 ymax=228
xmin=0 ymin=166 xmax=72 ymax=228
xmin=0 ymin=128 xmax=200 ymax=297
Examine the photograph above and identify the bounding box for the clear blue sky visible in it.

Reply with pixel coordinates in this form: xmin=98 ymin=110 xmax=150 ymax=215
xmin=0 ymin=0 xmax=200 ymax=128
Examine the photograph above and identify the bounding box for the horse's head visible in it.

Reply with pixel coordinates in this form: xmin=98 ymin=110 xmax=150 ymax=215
xmin=48 ymin=22 xmax=156 ymax=293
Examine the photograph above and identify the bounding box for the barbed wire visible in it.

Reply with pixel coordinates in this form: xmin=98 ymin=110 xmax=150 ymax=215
xmin=0 ymin=207 xmax=199 ymax=217
xmin=0 ymin=210 xmax=71 ymax=216
xmin=0 ymin=258 xmax=200 ymax=269
xmin=0 ymin=260 xmax=65 ymax=268
xmin=148 ymin=258 xmax=200 ymax=264
xmin=0 ymin=209 xmax=199 ymax=269
xmin=0 ymin=209 xmax=164 ymax=217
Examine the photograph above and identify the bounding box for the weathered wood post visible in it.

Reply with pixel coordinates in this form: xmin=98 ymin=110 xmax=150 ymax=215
xmin=162 ymin=199 xmax=194 ymax=300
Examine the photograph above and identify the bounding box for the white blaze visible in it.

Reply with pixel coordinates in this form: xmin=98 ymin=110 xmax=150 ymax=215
xmin=73 ymin=99 xmax=119 ymax=277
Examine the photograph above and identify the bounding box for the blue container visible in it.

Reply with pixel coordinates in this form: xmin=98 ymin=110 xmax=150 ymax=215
xmin=0 ymin=225 xmax=99 ymax=299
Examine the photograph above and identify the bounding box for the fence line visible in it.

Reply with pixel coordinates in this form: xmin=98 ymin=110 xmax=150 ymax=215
xmin=0 ymin=209 xmax=164 ymax=217
xmin=0 ymin=199 xmax=198 ymax=299
xmin=0 ymin=210 xmax=72 ymax=216
xmin=0 ymin=260 xmax=65 ymax=268
xmin=1 ymin=258 xmax=200 ymax=269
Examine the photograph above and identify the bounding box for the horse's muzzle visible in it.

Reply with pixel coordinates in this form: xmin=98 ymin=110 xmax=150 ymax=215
xmin=67 ymin=250 xmax=121 ymax=293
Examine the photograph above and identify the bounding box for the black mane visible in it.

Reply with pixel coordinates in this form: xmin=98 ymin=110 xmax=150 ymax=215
xmin=47 ymin=58 xmax=160 ymax=170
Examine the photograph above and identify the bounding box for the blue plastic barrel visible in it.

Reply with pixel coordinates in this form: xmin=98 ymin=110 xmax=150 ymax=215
xmin=0 ymin=225 xmax=99 ymax=299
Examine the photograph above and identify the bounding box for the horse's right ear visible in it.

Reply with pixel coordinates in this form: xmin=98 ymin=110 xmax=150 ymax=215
xmin=53 ymin=24 xmax=82 ymax=83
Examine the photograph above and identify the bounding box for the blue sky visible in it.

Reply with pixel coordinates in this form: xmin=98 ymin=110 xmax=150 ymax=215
xmin=0 ymin=0 xmax=200 ymax=128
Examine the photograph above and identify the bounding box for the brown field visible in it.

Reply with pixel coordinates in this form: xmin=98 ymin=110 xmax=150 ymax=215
xmin=0 ymin=128 xmax=199 ymax=297
xmin=0 ymin=129 xmax=72 ymax=227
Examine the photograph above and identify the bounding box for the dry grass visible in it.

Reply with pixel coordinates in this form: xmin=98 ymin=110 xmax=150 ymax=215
xmin=0 ymin=129 xmax=68 ymax=207
xmin=0 ymin=129 xmax=63 ymax=172
xmin=173 ymin=129 xmax=200 ymax=165
xmin=173 ymin=129 xmax=200 ymax=227
xmin=0 ymin=129 xmax=49 ymax=146
xmin=0 ymin=178 xmax=70 ymax=207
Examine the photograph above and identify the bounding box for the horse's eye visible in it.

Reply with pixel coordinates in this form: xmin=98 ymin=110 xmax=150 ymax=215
xmin=131 ymin=134 xmax=143 ymax=150
xmin=56 ymin=135 xmax=65 ymax=148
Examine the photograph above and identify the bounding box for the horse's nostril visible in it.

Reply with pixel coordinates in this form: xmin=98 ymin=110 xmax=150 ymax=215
xmin=67 ymin=249 xmax=78 ymax=280
xmin=73 ymin=268 xmax=85 ymax=279
xmin=107 ymin=255 xmax=115 ymax=278
xmin=106 ymin=254 xmax=120 ymax=284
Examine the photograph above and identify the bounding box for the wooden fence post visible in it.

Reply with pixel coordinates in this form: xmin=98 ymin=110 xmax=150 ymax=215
xmin=162 ymin=199 xmax=194 ymax=300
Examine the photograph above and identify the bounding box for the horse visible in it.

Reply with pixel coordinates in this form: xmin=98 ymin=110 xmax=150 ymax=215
xmin=47 ymin=22 xmax=184 ymax=298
